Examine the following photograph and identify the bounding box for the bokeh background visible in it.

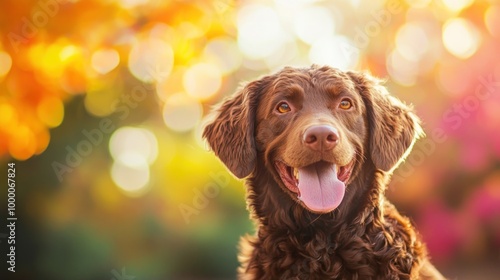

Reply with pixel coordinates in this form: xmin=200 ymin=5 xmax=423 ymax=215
xmin=0 ymin=0 xmax=499 ymax=279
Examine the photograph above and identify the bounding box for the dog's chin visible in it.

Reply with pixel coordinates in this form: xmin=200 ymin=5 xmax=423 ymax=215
xmin=275 ymin=159 xmax=354 ymax=214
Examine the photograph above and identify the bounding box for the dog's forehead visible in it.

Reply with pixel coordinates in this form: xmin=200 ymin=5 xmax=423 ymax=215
xmin=262 ymin=67 xmax=357 ymax=99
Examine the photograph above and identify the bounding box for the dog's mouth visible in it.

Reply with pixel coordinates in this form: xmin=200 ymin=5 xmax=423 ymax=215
xmin=275 ymin=160 xmax=354 ymax=213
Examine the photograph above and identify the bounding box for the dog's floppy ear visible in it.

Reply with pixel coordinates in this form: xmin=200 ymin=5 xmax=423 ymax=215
xmin=347 ymin=71 xmax=424 ymax=172
xmin=202 ymin=79 xmax=266 ymax=178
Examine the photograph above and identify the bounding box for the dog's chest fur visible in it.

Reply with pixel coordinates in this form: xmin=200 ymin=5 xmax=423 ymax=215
xmin=239 ymin=209 xmax=425 ymax=279
xmin=238 ymin=172 xmax=426 ymax=280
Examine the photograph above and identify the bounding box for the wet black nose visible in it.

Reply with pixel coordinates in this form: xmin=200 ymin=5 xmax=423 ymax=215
xmin=303 ymin=125 xmax=339 ymax=151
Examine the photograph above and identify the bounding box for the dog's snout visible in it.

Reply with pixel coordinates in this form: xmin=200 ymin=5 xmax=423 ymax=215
xmin=303 ymin=125 xmax=339 ymax=151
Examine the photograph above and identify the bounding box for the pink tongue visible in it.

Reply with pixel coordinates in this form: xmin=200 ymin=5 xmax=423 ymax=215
xmin=297 ymin=162 xmax=345 ymax=213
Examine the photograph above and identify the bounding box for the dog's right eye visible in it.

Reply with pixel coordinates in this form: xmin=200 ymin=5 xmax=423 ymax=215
xmin=339 ymin=99 xmax=353 ymax=110
xmin=276 ymin=102 xmax=291 ymax=113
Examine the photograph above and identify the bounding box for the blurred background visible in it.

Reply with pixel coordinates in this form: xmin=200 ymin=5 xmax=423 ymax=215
xmin=0 ymin=0 xmax=499 ymax=279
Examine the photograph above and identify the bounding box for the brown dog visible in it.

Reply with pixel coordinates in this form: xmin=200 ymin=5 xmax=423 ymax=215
xmin=203 ymin=65 xmax=445 ymax=279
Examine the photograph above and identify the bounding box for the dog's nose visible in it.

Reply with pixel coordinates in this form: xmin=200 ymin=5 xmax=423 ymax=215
xmin=303 ymin=125 xmax=339 ymax=151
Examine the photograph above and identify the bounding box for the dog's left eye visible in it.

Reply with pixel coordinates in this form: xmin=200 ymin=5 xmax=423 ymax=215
xmin=276 ymin=102 xmax=291 ymax=113
xmin=339 ymin=99 xmax=353 ymax=110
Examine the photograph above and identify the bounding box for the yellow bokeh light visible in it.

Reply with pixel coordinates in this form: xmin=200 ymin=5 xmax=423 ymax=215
xmin=59 ymin=45 xmax=79 ymax=62
xmin=396 ymin=23 xmax=429 ymax=62
xmin=155 ymin=68 xmax=186 ymax=103
xmin=0 ymin=102 xmax=16 ymax=126
xmin=386 ymin=49 xmax=419 ymax=87
xmin=8 ymin=125 xmax=36 ymax=160
xmin=183 ymin=63 xmax=222 ymax=101
xmin=162 ymin=93 xmax=202 ymax=132
xmin=264 ymin=41 xmax=300 ymax=71
xmin=293 ymin=6 xmax=335 ymax=45
xmin=309 ymin=35 xmax=359 ymax=70
xmin=442 ymin=18 xmax=481 ymax=59
xmin=36 ymin=96 xmax=64 ymax=128
xmin=111 ymin=159 xmax=150 ymax=196
xmin=117 ymin=0 xmax=149 ymax=9
xmin=404 ymin=0 xmax=431 ymax=8
xmin=33 ymin=43 xmax=64 ymax=79
xmin=84 ymin=79 xmax=121 ymax=117
xmin=34 ymin=128 xmax=50 ymax=155
xmin=0 ymin=51 xmax=12 ymax=77
xmin=237 ymin=4 xmax=287 ymax=59
xmin=109 ymin=126 xmax=158 ymax=166
xmin=172 ymin=38 xmax=197 ymax=65
xmin=202 ymin=37 xmax=242 ymax=75
xmin=91 ymin=48 xmax=120 ymax=75
xmin=484 ymin=5 xmax=500 ymax=37
xmin=177 ymin=21 xmax=205 ymax=40
xmin=442 ymin=0 xmax=473 ymax=13
xmin=128 ymin=38 xmax=174 ymax=83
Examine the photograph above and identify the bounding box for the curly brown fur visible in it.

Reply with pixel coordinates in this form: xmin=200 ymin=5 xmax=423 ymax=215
xmin=203 ymin=65 xmax=446 ymax=279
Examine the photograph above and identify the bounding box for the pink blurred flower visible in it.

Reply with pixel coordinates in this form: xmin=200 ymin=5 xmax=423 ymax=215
xmin=417 ymin=200 xmax=462 ymax=263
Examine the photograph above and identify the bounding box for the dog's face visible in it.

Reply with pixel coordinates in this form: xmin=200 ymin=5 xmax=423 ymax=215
xmin=254 ymin=68 xmax=367 ymax=213
xmin=203 ymin=65 xmax=422 ymax=215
